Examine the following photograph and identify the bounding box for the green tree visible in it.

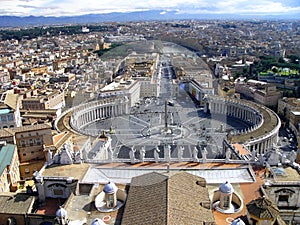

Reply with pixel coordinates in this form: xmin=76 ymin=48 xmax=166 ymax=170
xmin=278 ymin=57 xmax=285 ymax=64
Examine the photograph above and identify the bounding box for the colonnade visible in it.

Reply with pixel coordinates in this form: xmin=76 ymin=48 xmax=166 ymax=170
xmin=205 ymin=96 xmax=281 ymax=155
xmin=70 ymin=96 xmax=129 ymax=133
xmin=208 ymin=99 xmax=263 ymax=127
xmin=246 ymin=123 xmax=281 ymax=155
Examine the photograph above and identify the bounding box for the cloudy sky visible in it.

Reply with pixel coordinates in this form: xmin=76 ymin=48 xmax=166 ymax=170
xmin=1 ymin=0 xmax=300 ymax=17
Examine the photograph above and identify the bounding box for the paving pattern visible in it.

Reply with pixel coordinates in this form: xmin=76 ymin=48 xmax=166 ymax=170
xmin=83 ymin=86 xmax=250 ymax=160
xmin=82 ymin=43 xmax=250 ymax=161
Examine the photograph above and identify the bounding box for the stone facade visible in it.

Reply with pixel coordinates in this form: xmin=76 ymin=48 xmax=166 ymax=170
xmin=0 ymin=142 xmax=20 ymax=192
xmin=0 ymin=92 xmax=22 ymax=129
xmin=277 ymin=97 xmax=300 ymax=120
xmin=264 ymin=180 xmax=300 ymax=224
xmin=13 ymin=124 xmax=53 ymax=179
xmin=0 ymin=193 xmax=35 ymax=225
xmin=235 ymin=79 xmax=282 ymax=107
xmin=34 ymin=171 xmax=78 ymax=205
xmin=22 ymin=89 xmax=65 ymax=111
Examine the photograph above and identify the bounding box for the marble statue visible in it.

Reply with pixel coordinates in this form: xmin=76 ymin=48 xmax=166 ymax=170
xmin=60 ymin=144 xmax=73 ymax=165
xmin=193 ymin=146 xmax=199 ymax=162
xmin=281 ymin=152 xmax=287 ymax=164
xmin=178 ymin=145 xmax=184 ymax=161
xmin=129 ymin=146 xmax=136 ymax=164
xmin=267 ymin=145 xmax=280 ymax=166
xmin=47 ymin=150 xmax=53 ymax=166
xmin=139 ymin=146 xmax=146 ymax=162
xmin=74 ymin=151 xmax=82 ymax=164
xmin=290 ymin=150 xmax=297 ymax=164
xmin=154 ymin=146 xmax=160 ymax=163
xmin=108 ymin=147 xmax=114 ymax=161
xmin=225 ymin=148 xmax=231 ymax=162
xmin=202 ymin=147 xmax=208 ymax=163
xmin=165 ymin=144 xmax=171 ymax=161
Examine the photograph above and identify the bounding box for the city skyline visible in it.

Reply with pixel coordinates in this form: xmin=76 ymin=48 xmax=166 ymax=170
xmin=1 ymin=0 xmax=300 ymax=18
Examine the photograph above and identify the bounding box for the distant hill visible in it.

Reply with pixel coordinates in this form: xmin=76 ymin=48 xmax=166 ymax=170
xmin=0 ymin=10 xmax=299 ymax=27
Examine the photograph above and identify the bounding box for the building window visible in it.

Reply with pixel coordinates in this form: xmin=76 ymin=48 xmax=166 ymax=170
xmin=278 ymin=195 xmax=289 ymax=202
xmin=21 ymin=140 xmax=25 ymax=147
xmin=53 ymin=189 xmax=63 ymax=196
xmin=223 ymin=195 xmax=230 ymax=208
xmin=107 ymin=194 xmax=115 ymax=208
xmin=8 ymin=114 xmax=13 ymax=121
xmin=36 ymin=138 xmax=41 ymax=145
xmin=29 ymin=139 xmax=33 ymax=146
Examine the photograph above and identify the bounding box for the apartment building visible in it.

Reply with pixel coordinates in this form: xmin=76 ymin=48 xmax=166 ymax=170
xmin=0 ymin=124 xmax=53 ymax=179
xmin=277 ymin=97 xmax=300 ymax=119
xmin=99 ymin=77 xmax=140 ymax=107
xmin=0 ymin=92 xmax=22 ymax=129
xmin=0 ymin=142 xmax=20 ymax=193
xmin=235 ymin=79 xmax=282 ymax=107
xmin=22 ymin=89 xmax=65 ymax=111
xmin=277 ymin=97 xmax=300 ymax=148
xmin=30 ymin=65 xmax=48 ymax=74
xmin=14 ymin=124 xmax=53 ymax=179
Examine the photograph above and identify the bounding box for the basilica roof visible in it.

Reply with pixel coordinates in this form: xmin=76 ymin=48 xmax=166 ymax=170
xmin=121 ymin=171 xmax=214 ymax=225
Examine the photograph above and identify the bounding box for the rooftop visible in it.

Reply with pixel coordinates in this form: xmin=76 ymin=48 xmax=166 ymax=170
xmin=42 ymin=163 xmax=90 ymax=180
xmin=65 ymin=186 xmax=125 ymax=225
xmin=122 ymin=172 xmax=214 ymax=225
xmin=39 ymin=162 xmax=267 ymax=225
xmin=4 ymin=123 xmax=51 ymax=134
xmin=100 ymin=78 xmax=136 ymax=92
xmin=0 ymin=143 xmax=16 ymax=174
xmin=0 ymin=193 xmax=35 ymax=214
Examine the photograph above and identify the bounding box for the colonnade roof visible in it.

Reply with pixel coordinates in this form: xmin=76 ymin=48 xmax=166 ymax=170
xmin=227 ymin=98 xmax=280 ymax=144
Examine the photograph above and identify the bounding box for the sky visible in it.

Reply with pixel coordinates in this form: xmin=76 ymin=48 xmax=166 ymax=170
xmin=0 ymin=0 xmax=300 ymax=17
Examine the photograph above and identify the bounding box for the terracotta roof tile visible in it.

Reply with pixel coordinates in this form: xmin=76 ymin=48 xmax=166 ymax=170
xmin=7 ymin=123 xmax=51 ymax=134
xmin=121 ymin=172 xmax=168 ymax=225
xmin=122 ymin=172 xmax=215 ymax=225
xmin=0 ymin=129 xmax=13 ymax=138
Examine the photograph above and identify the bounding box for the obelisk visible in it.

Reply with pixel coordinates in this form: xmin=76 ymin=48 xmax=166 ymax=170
xmin=165 ymin=100 xmax=168 ymax=131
